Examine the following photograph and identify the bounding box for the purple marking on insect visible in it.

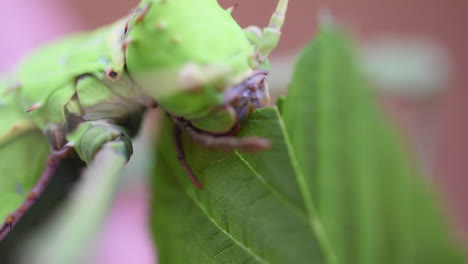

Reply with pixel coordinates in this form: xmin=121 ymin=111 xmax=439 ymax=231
xmin=223 ymin=70 xmax=268 ymax=105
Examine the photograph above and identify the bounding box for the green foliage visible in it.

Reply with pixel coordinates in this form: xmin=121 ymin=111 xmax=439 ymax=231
xmin=282 ymin=26 xmax=464 ymax=264
xmin=151 ymin=26 xmax=465 ymax=263
xmin=153 ymin=108 xmax=330 ymax=264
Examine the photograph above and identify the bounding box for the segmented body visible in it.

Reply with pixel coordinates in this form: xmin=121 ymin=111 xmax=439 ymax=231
xmin=0 ymin=0 xmax=288 ymax=240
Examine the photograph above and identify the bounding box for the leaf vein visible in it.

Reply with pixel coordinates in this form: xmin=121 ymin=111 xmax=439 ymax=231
xmin=185 ymin=190 xmax=270 ymax=264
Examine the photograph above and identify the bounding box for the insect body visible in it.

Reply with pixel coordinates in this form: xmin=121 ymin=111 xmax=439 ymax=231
xmin=0 ymin=0 xmax=288 ymax=240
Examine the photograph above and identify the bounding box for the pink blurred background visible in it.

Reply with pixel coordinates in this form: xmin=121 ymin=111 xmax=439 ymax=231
xmin=1 ymin=0 xmax=467 ymax=263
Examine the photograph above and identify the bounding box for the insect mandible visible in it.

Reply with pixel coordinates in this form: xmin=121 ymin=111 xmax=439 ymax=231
xmin=0 ymin=0 xmax=288 ymax=240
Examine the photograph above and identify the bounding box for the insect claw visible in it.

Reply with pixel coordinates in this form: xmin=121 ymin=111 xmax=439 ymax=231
xmin=226 ymin=3 xmax=238 ymax=14
xmin=64 ymin=142 xmax=75 ymax=149
xmin=259 ymin=78 xmax=270 ymax=105
xmin=26 ymin=103 xmax=41 ymax=113
xmin=50 ymin=143 xmax=75 ymax=162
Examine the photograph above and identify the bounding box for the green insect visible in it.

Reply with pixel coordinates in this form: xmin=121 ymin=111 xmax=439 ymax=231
xmin=0 ymin=0 xmax=288 ymax=240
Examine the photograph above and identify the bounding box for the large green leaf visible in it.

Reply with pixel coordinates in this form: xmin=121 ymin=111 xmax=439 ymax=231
xmin=151 ymin=26 xmax=465 ymax=264
xmin=152 ymin=108 xmax=333 ymax=264
xmin=282 ymin=26 xmax=464 ymax=263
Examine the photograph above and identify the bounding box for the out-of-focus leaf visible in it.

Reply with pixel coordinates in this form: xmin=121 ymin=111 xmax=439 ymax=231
xmin=282 ymin=25 xmax=464 ymax=264
xmin=15 ymin=142 xmax=127 ymax=264
xmin=152 ymin=108 xmax=334 ymax=264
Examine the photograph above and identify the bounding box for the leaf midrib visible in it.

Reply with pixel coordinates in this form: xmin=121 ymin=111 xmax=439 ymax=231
xmin=161 ymin=108 xmax=338 ymax=264
xmin=278 ymin=109 xmax=338 ymax=264
xmin=158 ymin=151 xmax=269 ymax=263
xmin=240 ymin=108 xmax=339 ymax=264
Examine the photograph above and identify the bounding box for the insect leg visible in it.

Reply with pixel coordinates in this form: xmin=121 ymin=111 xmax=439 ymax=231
xmin=0 ymin=144 xmax=73 ymax=241
xmin=173 ymin=125 xmax=203 ymax=189
xmin=66 ymin=121 xmax=133 ymax=165
xmin=172 ymin=116 xmax=270 ymax=188
xmin=174 ymin=118 xmax=270 ymax=153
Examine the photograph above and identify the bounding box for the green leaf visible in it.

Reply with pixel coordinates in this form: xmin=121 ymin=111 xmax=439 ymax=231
xmin=152 ymin=108 xmax=333 ymax=264
xmin=282 ymin=25 xmax=465 ymax=263
xmin=151 ymin=25 xmax=465 ymax=264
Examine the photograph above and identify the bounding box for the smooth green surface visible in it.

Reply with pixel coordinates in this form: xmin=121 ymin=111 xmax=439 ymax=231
xmin=282 ymin=26 xmax=464 ymax=263
xmin=151 ymin=26 xmax=465 ymax=263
